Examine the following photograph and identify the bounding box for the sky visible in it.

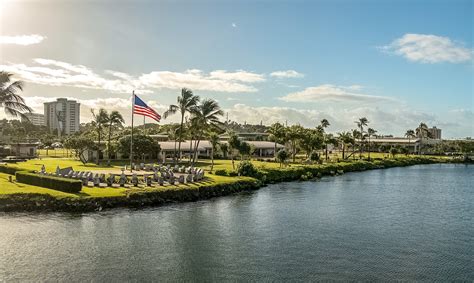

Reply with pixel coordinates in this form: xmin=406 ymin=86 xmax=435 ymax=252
xmin=0 ymin=0 xmax=472 ymax=138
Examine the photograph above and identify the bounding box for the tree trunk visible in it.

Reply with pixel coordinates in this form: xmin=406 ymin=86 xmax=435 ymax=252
xmin=189 ymin=137 xmax=193 ymax=164
xmin=107 ymin=122 xmax=112 ymax=162
xmin=210 ymin=148 xmax=214 ymax=171
xmin=177 ymin=113 xmax=185 ymax=163
xmin=342 ymin=144 xmax=345 ymax=160
xmin=368 ymin=136 xmax=371 ymax=161
xmin=97 ymin=130 xmax=101 ymax=165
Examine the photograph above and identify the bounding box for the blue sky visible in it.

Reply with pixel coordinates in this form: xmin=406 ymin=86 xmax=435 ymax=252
xmin=0 ymin=0 xmax=472 ymax=137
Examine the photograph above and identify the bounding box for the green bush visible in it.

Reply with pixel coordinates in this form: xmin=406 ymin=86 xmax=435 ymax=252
xmin=15 ymin=171 xmax=82 ymax=193
xmin=0 ymin=165 xmax=33 ymax=175
xmin=214 ymin=169 xmax=229 ymax=176
xmin=237 ymin=161 xmax=258 ymax=177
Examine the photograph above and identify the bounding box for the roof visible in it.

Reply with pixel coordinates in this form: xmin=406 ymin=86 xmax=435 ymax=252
xmin=356 ymin=138 xmax=420 ymax=144
xmin=158 ymin=140 xmax=284 ymax=151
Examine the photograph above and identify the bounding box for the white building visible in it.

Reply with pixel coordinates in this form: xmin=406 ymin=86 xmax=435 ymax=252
xmin=428 ymin=127 xmax=442 ymax=140
xmin=21 ymin=112 xmax=45 ymax=126
xmin=44 ymin=98 xmax=80 ymax=135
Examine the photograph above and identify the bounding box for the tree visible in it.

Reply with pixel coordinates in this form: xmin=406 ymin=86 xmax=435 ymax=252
xmin=238 ymin=141 xmax=252 ymax=160
xmin=228 ymin=131 xmax=241 ymax=170
xmin=91 ymin=108 xmax=108 ymax=164
xmin=319 ymin=119 xmax=331 ymax=161
xmin=389 ymin=146 xmax=399 ymax=158
xmin=219 ymin=143 xmax=229 ymax=159
xmin=355 ymin=117 xmax=369 ymax=159
xmin=190 ymin=98 xmax=224 ymax=164
xmin=299 ymin=128 xmax=323 ymax=158
xmin=208 ymin=132 xmax=220 ymax=171
xmin=367 ymin=128 xmax=377 ymax=161
xmin=416 ymin=123 xmax=429 ymax=155
xmin=106 ymin=110 xmax=125 ymax=162
xmin=41 ymin=134 xmax=55 ymax=156
xmin=163 ymin=88 xmax=200 ymax=163
xmin=267 ymin=122 xmax=287 ymax=160
xmin=64 ymin=135 xmax=97 ymax=164
xmin=0 ymin=72 xmax=32 ymax=118
xmin=118 ymin=134 xmax=161 ymax=161
xmin=337 ymin=131 xmax=353 ymax=160
xmin=276 ymin=149 xmax=289 ymax=168
xmin=286 ymin=125 xmax=305 ymax=163
xmin=405 ymin=129 xmax=416 ymax=154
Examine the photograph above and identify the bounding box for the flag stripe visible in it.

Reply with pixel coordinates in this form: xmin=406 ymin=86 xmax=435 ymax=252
xmin=133 ymin=95 xmax=161 ymax=122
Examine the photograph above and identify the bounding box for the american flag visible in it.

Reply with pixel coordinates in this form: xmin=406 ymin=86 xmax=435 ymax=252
xmin=133 ymin=94 xmax=161 ymax=122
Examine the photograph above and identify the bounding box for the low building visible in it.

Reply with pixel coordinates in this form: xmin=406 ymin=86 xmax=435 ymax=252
xmin=21 ymin=113 xmax=45 ymax=126
xmin=158 ymin=140 xmax=284 ymax=160
xmin=219 ymin=132 xmax=270 ymax=141
xmin=8 ymin=143 xmax=39 ymax=158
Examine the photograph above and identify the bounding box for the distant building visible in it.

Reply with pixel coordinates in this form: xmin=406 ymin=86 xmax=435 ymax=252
xmin=44 ymin=98 xmax=80 ymax=135
xmin=21 ymin=112 xmax=45 ymax=126
xmin=219 ymin=132 xmax=270 ymax=141
xmin=428 ymin=127 xmax=442 ymax=140
xmin=8 ymin=143 xmax=39 ymax=158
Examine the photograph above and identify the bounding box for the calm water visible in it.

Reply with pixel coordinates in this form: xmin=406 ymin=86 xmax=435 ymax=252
xmin=1 ymin=164 xmax=473 ymax=281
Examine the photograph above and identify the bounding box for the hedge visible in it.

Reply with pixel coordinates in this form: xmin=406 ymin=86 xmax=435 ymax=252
xmin=15 ymin=171 xmax=82 ymax=193
xmin=0 ymin=165 xmax=22 ymax=175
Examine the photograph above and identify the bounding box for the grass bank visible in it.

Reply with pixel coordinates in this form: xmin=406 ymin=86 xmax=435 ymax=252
xmin=0 ymin=156 xmax=467 ymax=212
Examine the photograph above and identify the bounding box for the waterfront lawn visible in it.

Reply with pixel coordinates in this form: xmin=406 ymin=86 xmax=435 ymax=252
xmin=0 ymin=171 xmax=252 ymax=199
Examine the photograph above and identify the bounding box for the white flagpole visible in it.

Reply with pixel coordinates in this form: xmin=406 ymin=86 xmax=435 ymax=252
xmin=130 ymin=91 xmax=135 ymax=172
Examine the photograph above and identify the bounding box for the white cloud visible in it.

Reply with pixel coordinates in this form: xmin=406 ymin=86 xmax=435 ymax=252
xmin=380 ymin=33 xmax=473 ymax=63
xmin=232 ymin=23 xmax=237 ymax=28
xmin=0 ymin=34 xmax=46 ymax=45
xmin=280 ymin=84 xmax=394 ymax=103
xmin=270 ymin=70 xmax=304 ymax=78
xmin=0 ymin=59 xmax=266 ymax=93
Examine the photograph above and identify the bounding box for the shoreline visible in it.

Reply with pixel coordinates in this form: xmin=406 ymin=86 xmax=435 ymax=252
xmin=0 ymin=157 xmax=471 ymax=213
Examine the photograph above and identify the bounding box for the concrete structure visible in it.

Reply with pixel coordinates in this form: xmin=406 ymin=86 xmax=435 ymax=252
xmin=8 ymin=143 xmax=39 ymax=158
xmin=428 ymin=127 xmax=442 ymax=140
xmin=21 ymin=113 xmax=45 ymax=126
xmin=44 ymin=98 xmax=80 ymax=135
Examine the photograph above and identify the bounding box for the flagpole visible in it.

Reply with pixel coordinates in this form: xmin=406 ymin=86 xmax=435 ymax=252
xmin=130 ymin=90 xmax=135 ymax=172
xmin=143 ymin=116 xmax=146 ymax=135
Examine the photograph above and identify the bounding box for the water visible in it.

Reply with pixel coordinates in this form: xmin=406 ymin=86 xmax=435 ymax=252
xmin=1 ymin=164 xmax=473 ymax=281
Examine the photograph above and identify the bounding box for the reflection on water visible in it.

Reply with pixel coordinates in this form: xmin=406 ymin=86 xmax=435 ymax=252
xmin=1 ymin=164 xmax=473 ymax=281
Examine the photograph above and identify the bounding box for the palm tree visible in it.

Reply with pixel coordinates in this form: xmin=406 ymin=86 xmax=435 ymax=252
xmin=355 ymin=117 xmax=369 ymax=159
xmin=106 ymin=110 xmax=125 ymax=162
xmin=319 ymin=119 xmax=330 ymax=161
xmin=208 ymin=132 xmax=220 ymax=171
xmin=405 ymin=129 xmax=416 ymax=154
xmin=367 ymin=128 xmax=377 ymax=161
xmin=267 ymin=122 xmax=286 ymax=160
xmin=91 ymin=108 xmax=108 ymax=164
xmin=227 ymin=131 xmax=240 ymax=170
xmin=337 ymin=131 xmax=353 ymax=160
xmin=190 ymin=98 xmax=224 ymax=164
xmin=416 ymin=123 xmax=429 ymax=155
xmin=286 ymin=124 xmax=305 ymax=163
xmin=0 ymin=72 xmax=32 ymax=118
xmin=163 ymin=88 xmax=200 ymax=163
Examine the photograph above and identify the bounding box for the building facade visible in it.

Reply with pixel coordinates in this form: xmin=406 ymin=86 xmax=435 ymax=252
xmin=21 ymin=112 xmax=45 ymax=126
xmin=44 ymin=98 xmax=80 ymax=135
xmin=428 ymin=127 xmax=442 ymax=140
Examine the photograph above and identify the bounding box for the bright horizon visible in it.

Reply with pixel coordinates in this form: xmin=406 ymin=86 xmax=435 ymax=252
xmin=0 ymin=0 xmax=472 ymax=138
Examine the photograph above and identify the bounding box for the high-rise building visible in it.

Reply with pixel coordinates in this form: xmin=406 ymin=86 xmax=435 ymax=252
xmin=44 ymin=98 xmax=80 ymax=135
xmin=428 ymin=126 xmax=442 ymax=140
xmin=21 ymin=113 xmax=45 ymax=126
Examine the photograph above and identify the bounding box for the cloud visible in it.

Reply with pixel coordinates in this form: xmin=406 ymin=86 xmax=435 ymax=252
xmin=231 ymin=23 xmax=237 ymax=28
xmin=0 ymin=34 xmax=46 ymax=46
xmin=379 ymin=33 xmax=473 ymax=63
xmin=279 ymin=84 xmax=394 ymax=103
xmin=0 ymin=59 xmax=266 ymax=93
xmin=270 ymin=70 xmax=304 ymax=78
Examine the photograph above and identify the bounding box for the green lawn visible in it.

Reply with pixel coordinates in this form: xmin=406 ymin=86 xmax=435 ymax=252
xmin=0 ymin=158 xmax=253 ymax=199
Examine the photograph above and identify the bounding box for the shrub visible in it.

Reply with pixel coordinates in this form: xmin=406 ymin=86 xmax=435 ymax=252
xmin=0 ymin=165 xmax=22 ymax=175
xmin=309 ymin=151 xmax=320 ymax=162
xmin=214 ymin=169 xmax=229 ymax=176
xmin=237 ymin=161 xmax=258 ymax=177
xmin=15 ymin=171 xmax=82 ymax=193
